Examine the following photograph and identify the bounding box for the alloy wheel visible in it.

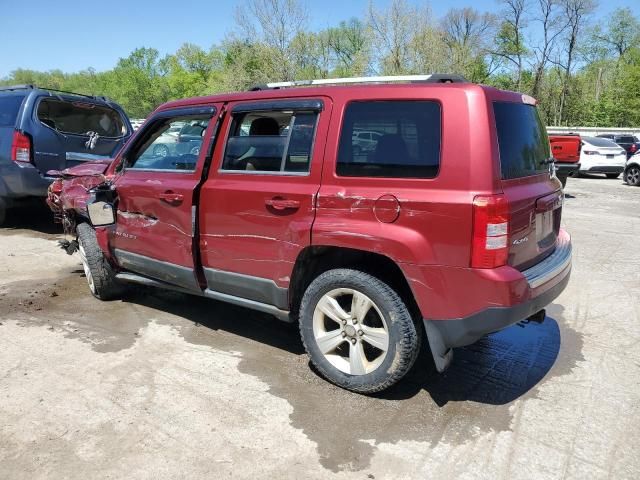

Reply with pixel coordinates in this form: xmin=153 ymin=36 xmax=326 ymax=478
xmin=78 ymin=243 xmax=96 ymax=294
xmin=312 ymin=288 xmax=389 ymax=375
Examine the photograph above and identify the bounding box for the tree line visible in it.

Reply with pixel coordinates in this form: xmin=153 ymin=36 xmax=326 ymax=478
xmin=2 ymin=0 xmax=639 ymax=127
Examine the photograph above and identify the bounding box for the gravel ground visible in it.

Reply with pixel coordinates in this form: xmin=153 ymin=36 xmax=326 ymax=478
xmin=1 ymin=175 xmax=639 ymax=480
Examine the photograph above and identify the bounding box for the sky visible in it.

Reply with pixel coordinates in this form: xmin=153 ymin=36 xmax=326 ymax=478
xmin=0 ymin=0 xmax=637 ymax=78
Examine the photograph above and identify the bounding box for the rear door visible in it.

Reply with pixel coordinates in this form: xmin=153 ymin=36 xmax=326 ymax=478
xmin=198 ymin=98 xmax=329 ymax=308
xmin=31 ymin=96 xmax=132 ymax=173
xmin=109 ymin=105 xmax=220 ymax=291
xmin=493 ymin=100 xmax=562 ymax=271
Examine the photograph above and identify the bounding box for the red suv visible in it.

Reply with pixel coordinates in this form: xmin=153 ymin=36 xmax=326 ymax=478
xmin=49 ymin=75 xmax=572 ymax=393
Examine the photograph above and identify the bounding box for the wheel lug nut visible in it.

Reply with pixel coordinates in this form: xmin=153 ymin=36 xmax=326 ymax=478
xmin=342 ymin=332 xmax=346 ymax=338
xmin=342 ymin=320 xmax=347 ymax=325
xmin=350 ymin=339 xmax=356 ymax=345
xmin=358 ymin=330 xmax=364 ymax=336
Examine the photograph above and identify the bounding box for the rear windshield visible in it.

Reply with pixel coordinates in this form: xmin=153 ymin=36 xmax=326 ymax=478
xmin=583 ymin=136 xmax=619 ymax=148
xmin=494 ymin=102 xmax=550 ymax=179
xmin=0 ymin=95 xmax=25 ymax=127
xmin=37 ymin=98 xmax=126 ymax=137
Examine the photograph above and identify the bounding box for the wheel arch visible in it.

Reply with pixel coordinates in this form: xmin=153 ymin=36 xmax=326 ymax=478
xmin=289 ymin=245 xmax=422 ymax=322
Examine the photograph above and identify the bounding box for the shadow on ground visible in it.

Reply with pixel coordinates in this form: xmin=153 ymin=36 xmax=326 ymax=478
xmin=0 ymin=202 xmax=61 ymax=236
xmin=4 ymin=270 xmax=584 ymax=473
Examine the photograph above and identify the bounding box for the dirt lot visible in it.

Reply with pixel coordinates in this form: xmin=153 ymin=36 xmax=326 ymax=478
xmin=1 ymin=176 xmax=639 ymax=480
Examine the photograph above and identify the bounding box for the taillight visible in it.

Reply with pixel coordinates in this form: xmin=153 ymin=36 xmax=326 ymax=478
xmin=11 ymin=130 xmax=32 ymax=164
xmin=631 ymin=144 xmax=637 ymax=153
xmin=582 ymin=150 xmax=598 ymax=155
xmin=471 ymin=194 xmax=510 ymax=269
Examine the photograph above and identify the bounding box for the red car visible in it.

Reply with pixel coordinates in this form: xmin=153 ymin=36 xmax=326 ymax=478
xmin=549 ymin=134 xmax=581 ymax=187
xmin=49 ymin=75 xmax=572 ymax=393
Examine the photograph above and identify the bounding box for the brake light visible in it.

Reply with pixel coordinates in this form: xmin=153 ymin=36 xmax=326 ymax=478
xmin=582 ymin=150 xmax=598 ymax=155
xmin=631 ymin=144 xmax=637 ymax=153
xmin=11 ymin=130 xmax=32 ymax=164
xmin=471 ymin=194 xmax=510 ymax=269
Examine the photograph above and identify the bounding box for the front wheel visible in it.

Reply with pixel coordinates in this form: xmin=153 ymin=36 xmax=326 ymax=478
xmin=624 ymin=166 xmax=640 ymax=186
xmin=606 ymin=173 xmax=620 ymax=179
xmin=77 ymin=223 xmax=123 ymax=300
xmin=299 ymin=269 xmax=421 ymax=394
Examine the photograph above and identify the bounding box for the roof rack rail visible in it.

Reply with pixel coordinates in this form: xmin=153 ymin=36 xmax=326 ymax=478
xmin=0 ymin=84 xmax=36 ymax=92
xmin=249 ymin=73 xmax=468 ymax=91
xmin=0 ymin=84 xmax=104 ymax=101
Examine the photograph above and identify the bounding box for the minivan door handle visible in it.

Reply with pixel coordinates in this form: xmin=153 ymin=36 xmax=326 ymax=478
xmin=265 ymin=197 xmax=300 ymax=210
xmin=158 ymin=191 xmax=184 ymax=205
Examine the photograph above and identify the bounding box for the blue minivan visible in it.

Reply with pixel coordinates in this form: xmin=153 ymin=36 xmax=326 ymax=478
xmin=0 ymin=85 xmax=132 ymax=224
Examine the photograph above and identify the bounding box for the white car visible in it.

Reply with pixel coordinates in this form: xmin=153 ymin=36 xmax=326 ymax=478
xmin=623 ymin=153 xmax=640 ymax=186
xmin=578 ymin=136 xmax=627 ymax=179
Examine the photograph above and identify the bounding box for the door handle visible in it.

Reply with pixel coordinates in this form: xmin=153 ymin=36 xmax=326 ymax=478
xmin=158 ymin=191 xmax=184 ymax=205
xmin=265 ymin=197 xmax=300 ymax=210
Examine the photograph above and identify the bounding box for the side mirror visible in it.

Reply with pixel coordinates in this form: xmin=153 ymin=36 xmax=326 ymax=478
xmin=87 ymin=201 xmax=116 ymax=227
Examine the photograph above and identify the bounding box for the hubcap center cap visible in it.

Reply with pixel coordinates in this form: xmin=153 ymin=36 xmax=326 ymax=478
xmin=344 ymin=325 xmax=357 ymax=337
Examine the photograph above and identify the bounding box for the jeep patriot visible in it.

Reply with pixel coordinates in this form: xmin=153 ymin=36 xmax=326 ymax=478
xmin=50 ymin=74 xmax=572 ymax=393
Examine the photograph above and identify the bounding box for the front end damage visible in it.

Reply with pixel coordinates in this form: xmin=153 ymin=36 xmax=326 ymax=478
xmin=47 ymin=161 xmax=115 ymax=256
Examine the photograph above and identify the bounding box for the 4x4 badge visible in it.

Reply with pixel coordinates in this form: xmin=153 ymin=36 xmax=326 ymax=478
xmin=513 ymin=237 xmax=529 ymax=245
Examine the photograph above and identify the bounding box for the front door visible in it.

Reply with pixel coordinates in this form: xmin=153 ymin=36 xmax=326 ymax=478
xmin=110 ymin=105 xmax=221 ymax=291
xmin=198 ymin=98 xmax=331 ymax=309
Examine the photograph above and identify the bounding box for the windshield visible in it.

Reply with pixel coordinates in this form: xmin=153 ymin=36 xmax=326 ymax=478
xmin=494 ymin=102 xmax=550 ymax=179
xmin=0 ymin=95 xmax=25 ymax=127
xmin=37 ymin=98 xmax=126 ymax=137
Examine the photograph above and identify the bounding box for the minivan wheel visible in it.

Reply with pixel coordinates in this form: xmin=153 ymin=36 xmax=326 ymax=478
xmin=299 ymin=269 xmax=421 ymax=394
xmin=76 ymin=223 xmax=122 ymax=300
xmin=624 ymin=166 xmax=640 ymax=186
xmin=606 ymin=173 xmax=620 ymax=179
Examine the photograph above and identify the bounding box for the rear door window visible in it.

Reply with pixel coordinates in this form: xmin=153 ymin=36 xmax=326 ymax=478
xmin=0 ymin=95 xmax=25 ymax=127
xmin=617 ymin=136 xmax=635 ymax=144
xmin=493 ymin=102 xmax=551 ymax=179
xmin=37 ymin=98 xmax=126 ymax=137
xmin=337 ymin=101 xmax=441 ymax=178
xmin=222 ymin=110 xmax=318 ymax=174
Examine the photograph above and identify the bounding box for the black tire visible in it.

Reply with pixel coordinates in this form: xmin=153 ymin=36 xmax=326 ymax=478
xmin=606 ymin=173 xmax=620 ymax=179
xmin=76 ymin=223 xmax=123 ymax=300
xmin=0 ymin=198 xmax=6 ymax=226
xmin=624 ymin=166 xmax=640 ymax=186
xmin=558 ymin=175 xmax=567 ymax=188
xmin=299 ymin=269 xmax=421 ymax=394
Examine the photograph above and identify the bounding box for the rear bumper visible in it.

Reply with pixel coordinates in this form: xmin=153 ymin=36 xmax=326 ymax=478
xmin=582 ymin=165 xmax=624 ymax=174
xmin=555 ymin=163 xmax=580 ymax=176
xmin=0 ymin=161 xmax=51 ymax=199
xmin=423 ymin=229 xmax=572 ymax=371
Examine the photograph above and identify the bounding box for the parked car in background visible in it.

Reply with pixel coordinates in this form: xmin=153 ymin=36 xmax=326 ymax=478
xmin=623 ymin=153 xmax=640 ymax=186
xmin=0 ymin=85 xmax=132 ymax=224
xmin=578 ymin=136 xmax=627 ymax=178
xmin=352 ymin=129 xmax=383 ymax=154
xmin=48 ymin=74 xmax=571 ymax=394
xmin=596 ymin=133 xmax=639 ymax=158
xmin=549 ymin=134 xmax=581 ymax=187
xmin=138 ymin=119 xmax=207 ymax=166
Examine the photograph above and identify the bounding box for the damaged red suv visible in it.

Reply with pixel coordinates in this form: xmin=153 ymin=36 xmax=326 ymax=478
xmin=49 ymin=75 xmax=572 ymax=393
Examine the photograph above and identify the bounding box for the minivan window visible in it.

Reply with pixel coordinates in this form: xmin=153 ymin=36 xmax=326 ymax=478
xmin=37 ymin=98 xmax=125 ymax=137
xmin=337 ymin=101 xmax=441 ymax=178
xmin=0 ymin=95 xmax=25 ymax=127
xmin=494 ymin=102 xmax=551 ymax=179
xmin=222 ymin=110 xmax=318 ymax=173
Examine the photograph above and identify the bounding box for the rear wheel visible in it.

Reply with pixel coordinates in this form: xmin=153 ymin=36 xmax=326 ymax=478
xmin=76 ymin=223 xmax=122 ymax=300
xmin=606 ymin=173 xmax=620 ymax=179
xmin=299 ymin=269 xmax=421 ymax=394
xmin=624 ymin=166 xmax=640 ymax=186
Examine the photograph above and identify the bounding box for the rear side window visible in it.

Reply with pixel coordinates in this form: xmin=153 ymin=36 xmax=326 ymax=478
xmin=222 ymin=110 xmax=318 ymax=174
xmin=494 ymin=102 xmax=551 ymax=179
xmin=0 ymin=95 xmax=25 ymax=127
xmin=617 ymin=136 xmax=635 ymax=143
xmin=37 ymin=98 xmax=126 ymax=137
xmin=337 ymin=101 xmax=441 ymax=178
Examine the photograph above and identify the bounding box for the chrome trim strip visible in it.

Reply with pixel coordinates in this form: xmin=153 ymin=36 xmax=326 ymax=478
xmin=523 ymin=231 xmax=572 ymax=289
